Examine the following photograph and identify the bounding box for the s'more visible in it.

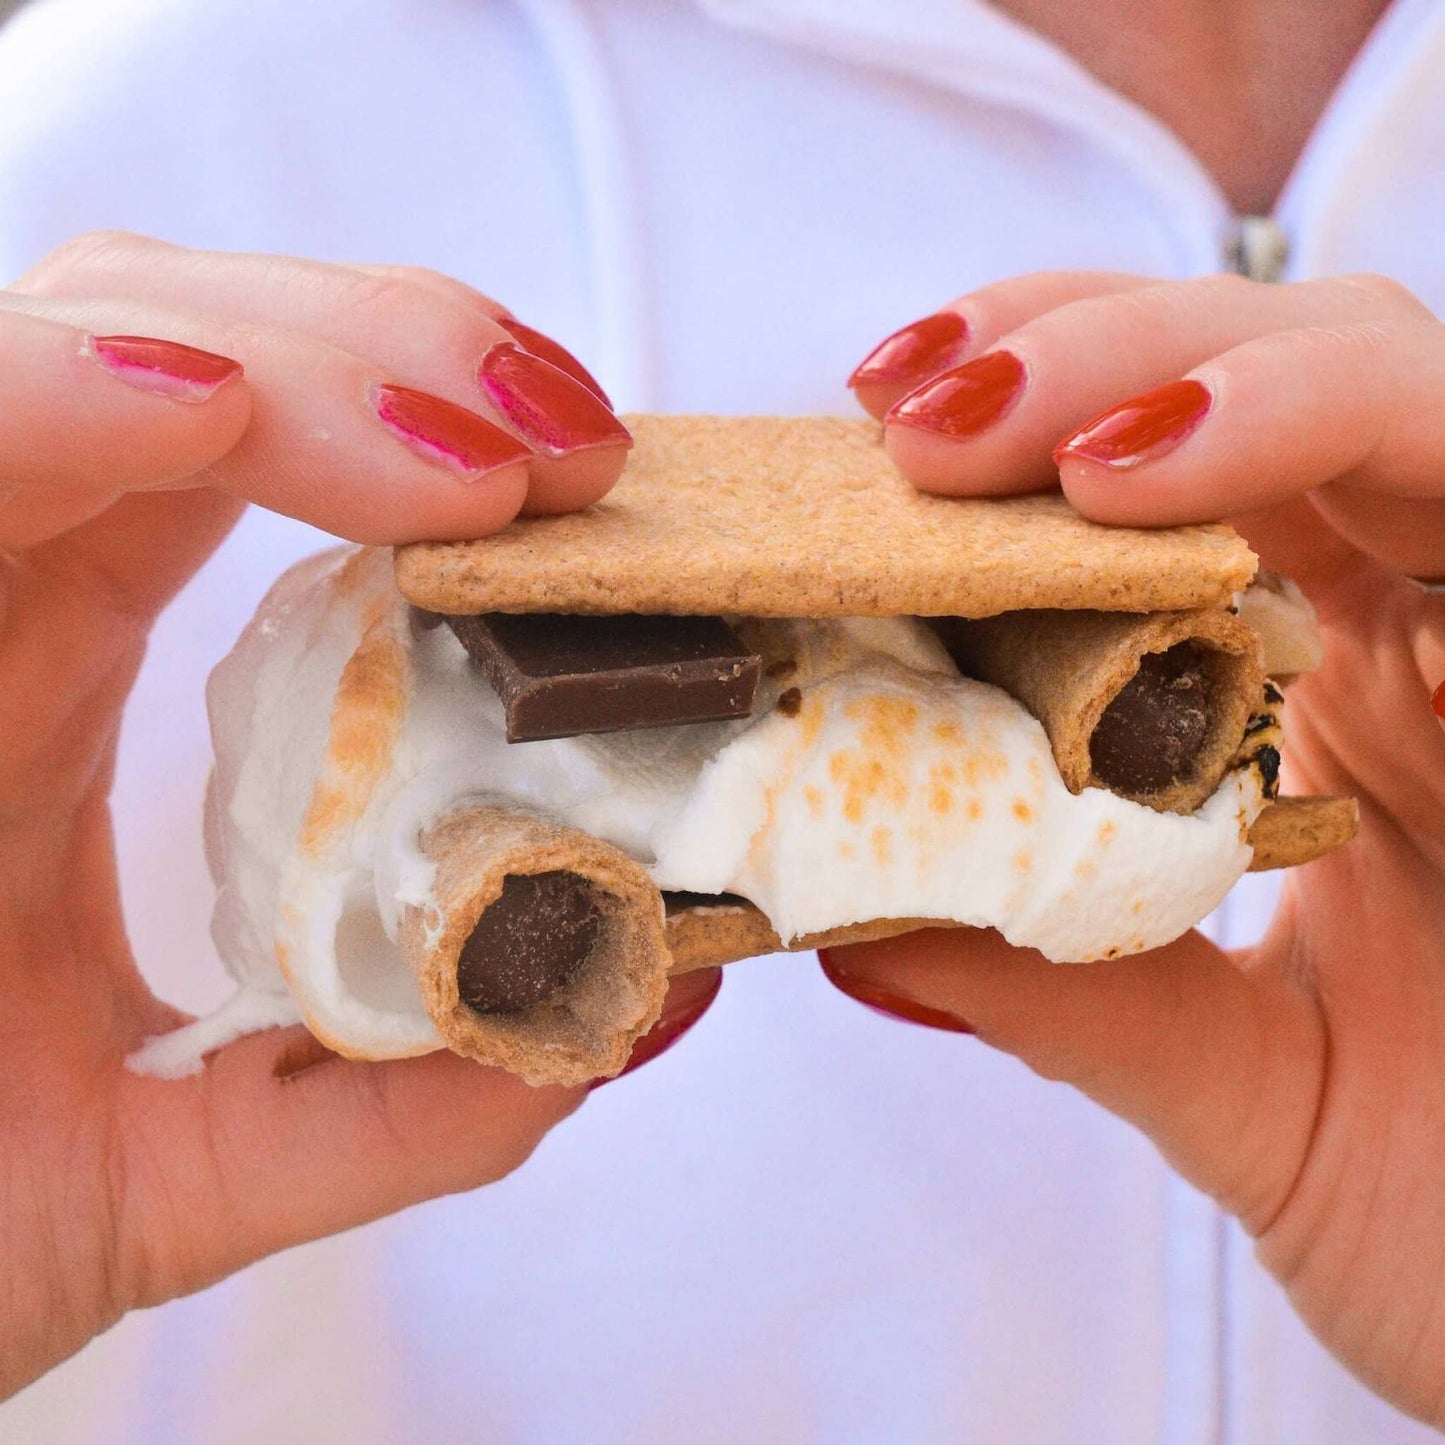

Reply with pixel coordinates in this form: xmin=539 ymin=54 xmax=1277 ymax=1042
xmin=130 ymin=416 xmax=1356 ymax=1087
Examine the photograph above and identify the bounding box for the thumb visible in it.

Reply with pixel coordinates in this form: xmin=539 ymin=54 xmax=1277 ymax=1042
xmin=820 ymin=926 xmax=1325 ymax=1233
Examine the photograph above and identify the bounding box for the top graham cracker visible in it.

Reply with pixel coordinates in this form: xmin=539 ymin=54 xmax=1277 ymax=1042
xmin=393 ymin=415 xmax=1257 ymax=618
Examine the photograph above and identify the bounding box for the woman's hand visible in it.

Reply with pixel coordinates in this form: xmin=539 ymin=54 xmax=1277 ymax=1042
xmin=0 ymin=232 xmax=716 ymax=1399
xmin=832 ymin=271 xmax=1445 ymax=1426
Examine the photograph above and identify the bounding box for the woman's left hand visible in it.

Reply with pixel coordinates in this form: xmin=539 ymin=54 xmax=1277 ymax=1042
xmin=830 ymin=270 xmax=1445 ymax=1427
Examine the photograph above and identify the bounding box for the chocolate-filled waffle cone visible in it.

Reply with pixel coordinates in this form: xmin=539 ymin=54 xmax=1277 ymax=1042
xmin=933 ymin=607 xmax=1264 ymax=815
xmin=399 ymin=804 xmax=671 ymax=1086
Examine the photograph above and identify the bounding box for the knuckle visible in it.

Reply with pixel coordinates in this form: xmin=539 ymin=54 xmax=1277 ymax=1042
xmin=339 ymin=272 xmax=499 ymax=364
xmin=1330 ymin=271 xmax=1433 ymax=319
xmin=366 ymin=263 xmax=504 ymax=314
xmin=1189 ymin=271 xmax=1258 ymax=302
xmin=23 ymin=229 xmax=155 ymax=293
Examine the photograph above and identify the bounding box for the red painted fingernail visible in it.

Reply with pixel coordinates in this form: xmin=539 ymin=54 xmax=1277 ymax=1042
xmin=1432 ymin=677 xmax=1445 ymax=726
xmin=817 ymin=949 xmax=975 ymax=1035
xmin=373 ymin=383 xmax=532 ymax=478
xmin=849 ymin=312 xmax=970 ymax=391
xmin=496 ymin=319 xmax=611 ymax=407
xmin=1055 ymin=379 xmax=1213 ymax=469
xmin=589 ymin=967 xmax=723 ymax=1089
xmin=478 ymin=342 xmax=632 ymax=459
xmin=886 ymin=350 xmax=1026 ymax=439
xmin=86 ymin=334 xmax=242 ymax=402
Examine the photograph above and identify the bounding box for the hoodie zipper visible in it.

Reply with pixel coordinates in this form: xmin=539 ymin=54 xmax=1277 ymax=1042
xmin=1226 ymin=216 xmax=1290 ymax=283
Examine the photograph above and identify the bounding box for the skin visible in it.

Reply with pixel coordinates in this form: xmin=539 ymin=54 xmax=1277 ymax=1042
xmin=833 ymin=268 xmax=1445 ymax=1425
xmin=0 ymin=235 xmax=719 ymax=1399
xmin=992 ymin=0 xmax=1391 ymax=213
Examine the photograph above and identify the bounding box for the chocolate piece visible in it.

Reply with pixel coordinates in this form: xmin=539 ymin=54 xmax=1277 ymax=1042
xmin=661 ymin=889 xmax=751 ymax=914
xmin=1089 ymin=642 xmax=1210 ymax=794
xmin=448 ymin=612 xmax=761 ymax=742
xmin=457 ymin=870 xmax=599 ymax=1014
xmin=777 ymin=687 xmax=803 ymax=717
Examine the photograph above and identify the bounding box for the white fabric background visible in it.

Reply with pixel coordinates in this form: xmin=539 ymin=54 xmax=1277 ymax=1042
xmin=0 ymin=0 xmax=1441 ymax=1439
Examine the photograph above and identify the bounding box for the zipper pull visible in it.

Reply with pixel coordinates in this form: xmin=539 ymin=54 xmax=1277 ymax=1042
xmin=1226 ymin=215 xmax=1289 ymax=284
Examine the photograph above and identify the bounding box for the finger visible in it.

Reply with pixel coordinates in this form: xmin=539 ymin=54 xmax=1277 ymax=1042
xmin=0 ymin=309 xmax=251 ymax=547
xmin=0 ymin=492 xmax=247 ymax=830
xmin=848 ymin=272 xmax=1151 ymax=420
xmin=4 ymin=292 xmax=533 ymax=546
xmin=119 ymin=964 xmax=725 ymax=1303
xmin=591 ymin=965 xmax=724 ymax=1087
xmin=17 ymin=233 xmax=628 ymax=516
xmin=345 ymin=264 xmax=613 ymax=409
xmin=342 ymin=261 xmax=513 ymax=322
xmin=1053 ymin=317 xmax=1445 ymax=580
xmin=882 ymin=273 xmax=1426 ymax=496
xmin=819 ymin=928 xmax=1325 ymax=1232
xmin=118 ymin=1038 xmax=586 ymax=1306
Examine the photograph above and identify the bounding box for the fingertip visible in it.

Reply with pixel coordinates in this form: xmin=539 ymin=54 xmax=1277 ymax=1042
xmin=335 ymin=458 xmax=531 ymax=546
xmin=847 ymin=310 xmax=971 ymax=420
xmin=881 ymin=350 xmax=1040 ymax=496
xmin=852 ymin=377 xmax=912 ymax=422
xmin=1051 ymin=378 xmax=1220 ymax=526
xmin=364 ymin=383 xmax=532 ymax=541
xmin=882 ymin=418 xmax=1045 ymax=498
xmin=818 ymin=943 xmax=977 ymax=1034
xmin=520 ymin=437 xmax=631 ymax=516
xmin=883 ymin=420 xmax=978 ymax=493
xmin=431 ymin=457 xmax=533 ymax=541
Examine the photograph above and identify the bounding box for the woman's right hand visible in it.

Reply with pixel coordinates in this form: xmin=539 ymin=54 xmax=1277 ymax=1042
xmin=0 ymin=232 xmax=718 ymax=1400
xmin=832 ymin=268 xmax=1445 ymax=1427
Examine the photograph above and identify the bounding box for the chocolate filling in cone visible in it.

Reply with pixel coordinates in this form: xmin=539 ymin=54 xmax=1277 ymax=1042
xmin=1089 ymin=641 xmax=1211 ymax=795
xmin=457 ymin=871 xmax=601 ymax=1014
xmin=399 ymin=806 xmax=670 ymax=1086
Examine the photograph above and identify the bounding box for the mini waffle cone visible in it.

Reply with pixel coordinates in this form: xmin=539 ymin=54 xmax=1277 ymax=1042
xmin=936 ymin=608 xmax=1265 ymax=815
xmin=393 ymin=416 xmax=1256 ymax=619
xmin=398 ymin=804 xmax=671 ymax=1085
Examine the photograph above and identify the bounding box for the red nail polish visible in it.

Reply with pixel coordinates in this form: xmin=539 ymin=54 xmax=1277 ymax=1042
xmin=86 ymin=334 xmax=242 ymax=402
xmin=589 ymin=968 xmax=723 ymax=1089
xmin=886 ymin=350 xmax=1026 ymax=439
xmin=849 ymin=312 xmax=970 ymax=391
xmin=1432 ymin=677 xmax=1445 ymax=725
xmin=478 ymin=342 xmax=632 ymax=459
xmin=817 ymin=949 xmax=975 ymax=1035
xmin=1055 ymin=379 xmax=1213 ymax=469
xmin=373 ymin=383 xmax=532 ymax=477
xmin=496 ymin=319 xmax=611 ymax=407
